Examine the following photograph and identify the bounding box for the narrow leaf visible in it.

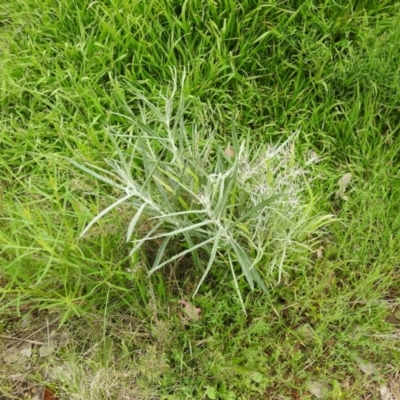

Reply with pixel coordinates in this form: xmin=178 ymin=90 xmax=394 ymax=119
xmin=129 ymin=221 xmax=164 ymax=255
xmin=148 ymin=237 xmax=215 ymax=275
xmin=182 ymin=231 xmax=203 ymax=272
xmin=150 ymin=209 xmax=208 ymax=220
xmin=69 ymin=159 xmax=125 ymax=191
xmin=231 ymin=241 xmax=254 ymax=290
xmin=230 ymin=193 xmax=285 ymax=228
xmin=159 ymin=167 xmax=199 ymax=199
xmin=126 ymin=203 xmax=147 ymax=242
xmin=107 ymin=129 xmax=132 ymax=181
xmin=193 ymin=230 xmax=222 ymax=297
xmin=80 ymin=192 xmax=135 ymax=238
xmin=144 ymin=219 xmax=213 ymax=241
xmin=228 ymin=252 xmax=246 ymax=314
xmin=125 ymin=84 xmax=166 ymax=123
xmin=252 ymin=31 xmax=272 ymax=44
xmin=152 ymin=173 xmax=190 ymax=211
xmin=152 ymin=237 xmax=172 ymax=271
xmin=250 ymin=267 xmax=268 ymax=293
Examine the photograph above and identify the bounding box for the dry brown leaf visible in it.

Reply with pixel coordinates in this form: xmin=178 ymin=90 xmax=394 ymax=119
xmin=43 ymin=386 xmax=59 ymax=400
xmin=297 ymin=323 xmax=315 ymax=341
xmin=308 ymin=381 xmax=329 ymax=399
xmin=178 ymin=299 xmax=201 ymax=322
xmin=336 ymin=172 xmax=352 ymax=199
xmin=20 ymin=342 xmax=32 ymax=358
xmin=21 ymin=314 xmax=32 ymax=328
xmin=3 ymin=346 xmax=22 ymax=364
xmin=224 ymin=146 xmax=234 ymax=158
xmin=380 ymin=385 xmax=392 ymax=400
xmin=356 ymin=357 xmax=376 ymax=375
xmin=39 ymin=341 xmax=57 ymax=358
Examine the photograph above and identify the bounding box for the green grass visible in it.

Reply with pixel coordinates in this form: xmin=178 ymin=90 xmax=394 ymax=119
xmin=1 ymin=0 xmax=400 ymax=399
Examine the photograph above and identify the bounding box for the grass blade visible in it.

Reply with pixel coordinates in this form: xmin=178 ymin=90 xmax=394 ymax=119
xmin=126 ymin=202 xmax=147 ymax=242
xmin=231 ymin=240 xmax=254 ymax=290
xmin=229 ymin=193 xmax=286 ymax=228
xmin=69 ymin=159 xmax=126 ymax=191
xmin=151 ymin=236 xmax=172 ymax=272
xmin=193 ymin=229 xmax=222 ymax=297
xmin=143 ymin=220 xmax=213 ymax=241
xmin=80 ymin=192 xmax=136 ymax=238
xmin=148 ymin=237 xmax=215 ymax=275
xmin=228 ymin=252 xmax=246 ymax=315
xmin=129 ymin=221 xmax=165 ymax=256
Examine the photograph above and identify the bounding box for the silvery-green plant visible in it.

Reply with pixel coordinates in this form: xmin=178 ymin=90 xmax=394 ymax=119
xmin=70 ymin=74 xmax=333 ymax=311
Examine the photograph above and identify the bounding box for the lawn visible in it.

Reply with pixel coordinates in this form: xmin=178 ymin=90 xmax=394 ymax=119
xmin=1 ymin=1 xmax=400 ymax=399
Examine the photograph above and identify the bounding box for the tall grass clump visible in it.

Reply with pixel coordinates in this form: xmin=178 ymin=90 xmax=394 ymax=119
xmin=71 ymin=74 xmax=333 ymax=309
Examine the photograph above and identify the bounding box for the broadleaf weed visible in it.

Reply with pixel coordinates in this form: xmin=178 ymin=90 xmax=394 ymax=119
xmin=72 ymin=76 xmax=333 ymax=308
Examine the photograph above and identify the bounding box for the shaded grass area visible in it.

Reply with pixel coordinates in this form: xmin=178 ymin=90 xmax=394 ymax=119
xmin=1 ymin=0 xmax=400 ymax=398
